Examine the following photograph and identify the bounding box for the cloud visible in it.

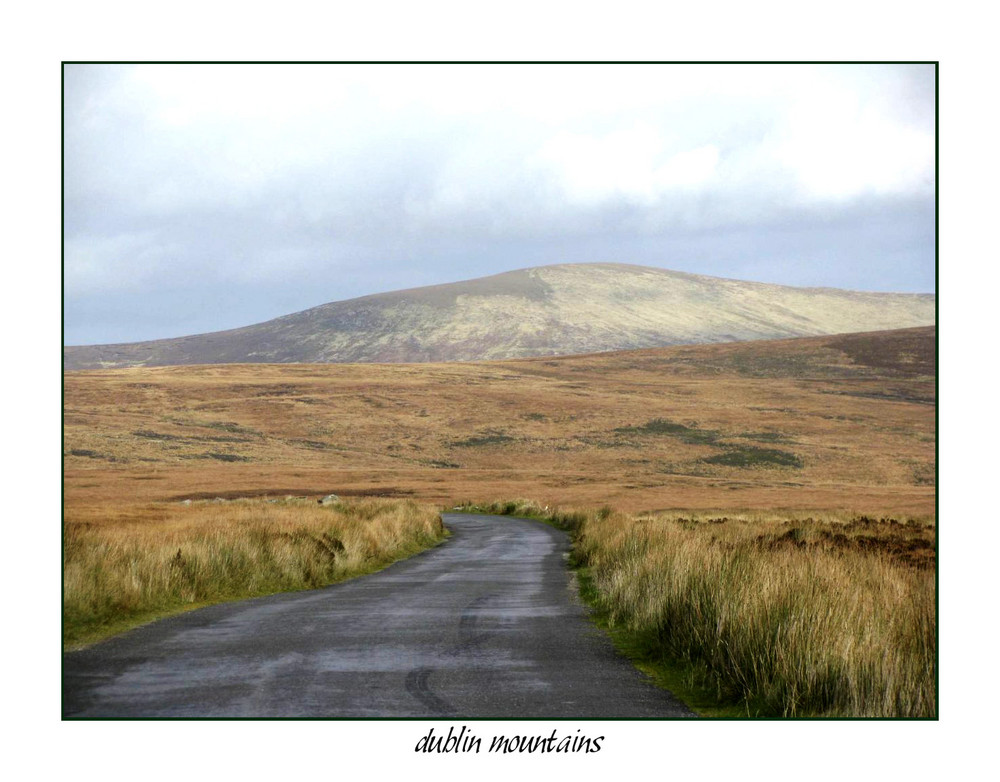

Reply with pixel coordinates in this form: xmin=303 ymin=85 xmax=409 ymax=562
xmin=535 ymin=124 xmax=721 ymax=204
xmin=775 ymin=80 xmax=934 ymax=200
xmin=63 ymin=63 xmax=935 ymax=345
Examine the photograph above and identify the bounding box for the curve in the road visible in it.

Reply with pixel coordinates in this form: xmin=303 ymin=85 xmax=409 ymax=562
xmin=63 ymin=513 xmax=695 ymax=718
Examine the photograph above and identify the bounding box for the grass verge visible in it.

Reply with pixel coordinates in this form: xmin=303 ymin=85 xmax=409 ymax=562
xmin=64 ymin=497 xmax=447 ymax=649
xmin=456 ymin=499 xmax=935 ymax=718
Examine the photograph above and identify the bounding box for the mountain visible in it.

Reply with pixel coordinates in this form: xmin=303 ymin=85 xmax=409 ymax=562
xmin=63 ymin=263 xmax=935 ymax=369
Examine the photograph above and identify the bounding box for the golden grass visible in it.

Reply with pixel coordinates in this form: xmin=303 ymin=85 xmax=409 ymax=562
xmin=465 ymin=499 xmax=935 ymax=718
xmin=63 ymin=327 xmax=936 ymax=517
xmin=63 ymin=498 xmax=446 ymax=648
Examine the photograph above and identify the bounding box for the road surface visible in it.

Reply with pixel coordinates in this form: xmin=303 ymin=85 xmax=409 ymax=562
xmin=63 ymin=513 xmax=694 ymax=718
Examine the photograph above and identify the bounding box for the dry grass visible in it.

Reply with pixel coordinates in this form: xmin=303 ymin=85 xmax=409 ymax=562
xmin=63 ymin=326 xmax=936 ymax=517
xmin=63 ymin=498 xmax=445 ymax=648
xmin=465 ymin=499 xmax=935 ymax=718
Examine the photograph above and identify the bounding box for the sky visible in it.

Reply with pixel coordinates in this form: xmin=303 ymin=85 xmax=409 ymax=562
xmin=63 ymin=63 xmax=936 ymax=345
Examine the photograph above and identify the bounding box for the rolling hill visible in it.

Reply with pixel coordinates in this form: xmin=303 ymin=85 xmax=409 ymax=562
xmin=63 ymin=263 xmax=935 ymax=369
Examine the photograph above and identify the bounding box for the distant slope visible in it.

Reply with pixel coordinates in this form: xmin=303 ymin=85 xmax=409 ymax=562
xmin=64 ymin=263 xmax=935 ymax=369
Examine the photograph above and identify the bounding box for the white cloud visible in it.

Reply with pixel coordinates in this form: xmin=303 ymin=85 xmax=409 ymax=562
xmin=536 ymin=125 xmax=723 ymax=205
xmin=63 ymin=63 xmax=936 ymax=343
xmin=655 ymin=144 xmax=720 ymax=189
xmin=776 ymin=79 xmax=934 ymax=200
xmin=66 ymin=63 xmax=934 ymax=222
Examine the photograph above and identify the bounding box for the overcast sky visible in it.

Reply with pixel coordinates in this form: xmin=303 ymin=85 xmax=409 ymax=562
xmin=64 ymin=63 xmax=935 ymax=345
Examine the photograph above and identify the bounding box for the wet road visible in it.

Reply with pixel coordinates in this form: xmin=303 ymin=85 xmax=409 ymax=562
xmin=63 ymin=513 xmax=694 ymax=718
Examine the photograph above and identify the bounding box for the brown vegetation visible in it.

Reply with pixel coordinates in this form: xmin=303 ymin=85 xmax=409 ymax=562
xmin=64 ymin=326 xmax=936 ymax=517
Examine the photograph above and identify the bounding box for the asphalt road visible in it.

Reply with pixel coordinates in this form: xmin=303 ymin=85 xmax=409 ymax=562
xmin=63 ymin=513 xmax=695 ymax=718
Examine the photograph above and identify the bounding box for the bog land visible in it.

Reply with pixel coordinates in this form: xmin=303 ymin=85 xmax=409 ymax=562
xmin=65 ymin=325 xmax=935 ymax=517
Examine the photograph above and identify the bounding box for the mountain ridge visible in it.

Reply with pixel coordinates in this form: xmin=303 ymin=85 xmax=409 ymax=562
xmin=64 ymin=262 xmax=935 ymax=369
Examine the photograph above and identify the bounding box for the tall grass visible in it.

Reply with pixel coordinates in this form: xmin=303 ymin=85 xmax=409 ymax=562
xmin=64 ymin=498 xmax=446 ymax=647
xmin=462 ymin=500 xmax=935 ymax=717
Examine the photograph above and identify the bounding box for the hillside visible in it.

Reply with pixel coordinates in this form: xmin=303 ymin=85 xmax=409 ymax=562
xmin=64 ymin=326 xmax=935 ymax=517
xmin=63 ymin=263 xmax=935 ymax=369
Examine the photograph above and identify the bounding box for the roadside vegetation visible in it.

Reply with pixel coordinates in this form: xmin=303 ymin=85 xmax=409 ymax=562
xmin=460 ymin=499 xmax=935 ymax=718
xmin=64 ymin=498 xmax=446 ymax=648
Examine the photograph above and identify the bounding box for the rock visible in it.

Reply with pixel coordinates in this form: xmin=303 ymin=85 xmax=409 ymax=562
xmin=180 ymin=499 xmax=192 ymax=506
xmin=319 ymin=494 xmax=342 ymax=506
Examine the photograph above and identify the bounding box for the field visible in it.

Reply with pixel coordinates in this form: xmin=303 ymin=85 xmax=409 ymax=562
xmin=65 ymin=326 xmax=935 ymax=517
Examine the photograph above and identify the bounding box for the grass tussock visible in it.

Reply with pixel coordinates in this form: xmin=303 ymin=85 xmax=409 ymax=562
xmin=460 ymin=500 xmax=935 ymax=718
xmin=64 ymin=498 xmax=446 ymax=648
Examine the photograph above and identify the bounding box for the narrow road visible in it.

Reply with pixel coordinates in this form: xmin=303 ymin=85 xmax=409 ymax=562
xmin=63 ymin=513 xmax=694 ymax=718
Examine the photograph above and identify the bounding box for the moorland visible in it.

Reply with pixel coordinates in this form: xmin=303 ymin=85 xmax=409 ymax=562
xmin=63 ymin=325 xmax=936 ymax=715
xmin=65 ymin=325 xmax=935 ymax=516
